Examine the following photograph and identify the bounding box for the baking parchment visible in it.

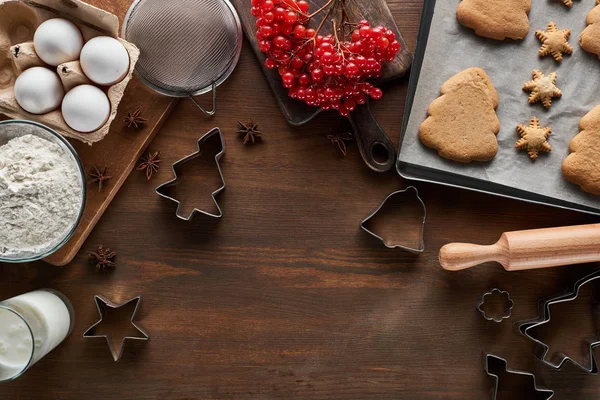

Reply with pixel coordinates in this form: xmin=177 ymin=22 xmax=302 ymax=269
xmin=399 ymin=0 xmax=600 ymax=210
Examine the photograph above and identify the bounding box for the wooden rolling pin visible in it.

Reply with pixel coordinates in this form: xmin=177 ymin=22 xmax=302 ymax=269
xmin=439 ymin=224 xmax=600 ymax=271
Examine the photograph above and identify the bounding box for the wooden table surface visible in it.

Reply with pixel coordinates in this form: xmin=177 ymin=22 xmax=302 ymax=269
xmin=2 ymin=0 xmax=600 ymax=399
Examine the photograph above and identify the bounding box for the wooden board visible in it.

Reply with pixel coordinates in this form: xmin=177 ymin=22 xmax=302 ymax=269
xmin=42 ymin=80 xmax=176 ymax=266
xmin=232 ymin=0 xmax=413 ymax=126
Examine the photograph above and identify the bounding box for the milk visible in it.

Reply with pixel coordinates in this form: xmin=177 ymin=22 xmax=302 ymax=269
xmin=0 ymin=290 xmax=73 ymax=381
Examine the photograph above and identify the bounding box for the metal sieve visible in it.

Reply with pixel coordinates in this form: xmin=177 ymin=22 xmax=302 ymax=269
xmin=122 ymin=0 xmax=242 ymax=115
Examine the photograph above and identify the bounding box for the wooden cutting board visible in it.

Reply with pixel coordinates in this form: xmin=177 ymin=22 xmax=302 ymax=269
xmin=40 ymin=80 xmax=176 ymax=266
xmin=16 ymin=0 xmax=177 ymax=266
xmin=231 ymin=0 xmax=412 ymax=172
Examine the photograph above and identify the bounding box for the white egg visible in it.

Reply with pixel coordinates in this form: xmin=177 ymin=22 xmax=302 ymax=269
xmin=14 ymin=67 xmax=65 ymax=114
xmin=80 ymin=37 xmax=130 ymax=86
xmin=33 ymin=18 xmax=84 ymax=66
xmin=61 ymin=85 xmax=111 ymax=133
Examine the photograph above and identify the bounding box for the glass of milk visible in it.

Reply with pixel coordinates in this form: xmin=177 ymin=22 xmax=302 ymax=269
xmin=0 ymin=289 xmax=74 ymax=382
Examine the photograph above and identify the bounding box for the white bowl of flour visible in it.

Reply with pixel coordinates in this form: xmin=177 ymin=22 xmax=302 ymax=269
xmin=0 ymin=120 xmax=86 ymax=262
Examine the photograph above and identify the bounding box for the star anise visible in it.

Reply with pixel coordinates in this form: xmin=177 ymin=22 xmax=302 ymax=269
xmin=124 ymin=109 xmax=147 ymax=129
xmin=237 ymin=121 xmax=264 ymax=145
xmin=89 ymin=245 xmax=116 ymax=273
xmin=327 ymin=130 xmax=354 ymax=156
xmin=88 ymin=166 xmax=113 ymax=192
xmin=137 ymin=151 xmax=161 ymax=180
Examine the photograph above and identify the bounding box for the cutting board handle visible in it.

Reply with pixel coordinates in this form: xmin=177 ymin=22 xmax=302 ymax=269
xmin=349 ymin=100 xmax=396 ymax=173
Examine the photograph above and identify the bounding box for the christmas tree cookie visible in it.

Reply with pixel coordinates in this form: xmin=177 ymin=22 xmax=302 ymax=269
xmin=419 ymin=68 xmax=500 ymax=163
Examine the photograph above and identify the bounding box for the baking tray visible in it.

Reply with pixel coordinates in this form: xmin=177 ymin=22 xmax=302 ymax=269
xmin=397 ymin=0 xmax=600 ymax=216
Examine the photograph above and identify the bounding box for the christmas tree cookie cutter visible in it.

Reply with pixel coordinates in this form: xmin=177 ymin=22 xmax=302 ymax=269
xmin=156 ymin=127 xmax=226 ymax=220
xmin=518 ymin=269 xmax=600 ymax=374
xmin=83 ymin=295 xmax=149 ymax=362
xmin=484 ymin=353 xmax=554 ymax=400
xmin=360 ymin=186 xmax=426 ymax=253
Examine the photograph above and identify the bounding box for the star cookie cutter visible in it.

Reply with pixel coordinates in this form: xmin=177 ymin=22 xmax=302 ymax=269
xmin=484 ymin=353 xmax=554 ymax=400
xmin=360 ymin=186 xmax=426 ymax=253
xmin=477 ymin=289 xmax=514 ymax=323
xmin=156 ymin=127 xmax=226 ymax=220
xmin=83 ymin=295 xmax=149 ymax=362
xmin=518 ymin=269 xmax=600 ymax=374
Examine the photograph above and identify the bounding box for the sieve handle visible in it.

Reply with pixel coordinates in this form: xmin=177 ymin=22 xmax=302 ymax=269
xmin=189 ymin=82 xmax=217 ymax=116
xmin=348 ymin=100 xmax=396 ymax=173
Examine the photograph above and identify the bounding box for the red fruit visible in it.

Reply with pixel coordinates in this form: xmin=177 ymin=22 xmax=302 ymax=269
xmin=261 ymin=0 xmax=274 ymax=11
xmin=359 ymin=25 xmax=370 ymax=38
xmin=258 ymin=39 xmax=271 ymax=52
xmin=274 ymin=7 xmax=286 ymax=20
xmin=311 ymin=69 xmax=324 ymax=82
xmin=251 ymin=0 xmax=393 ymax=116
xmin=259 ymin=25 xmax=273 ymax=37
xmin=298 ymin=73 xmax=311 ymax=86
xmin=293 ymin=24 xmax=306 ymax=37
xmin=272 ymin=35 xmax=288 ymax=49
xmin=388 ymin=41 xmax=401 ymax=54
xmin=378 ymin=37 xmax=390 ymax=50
xmin=297 ymin=0 xmax=309 ymax=12
xmin=285 ymin=11 xmax=297 ymax=24
xmin=370 ymin=88 xmax=383 ymax=100
xmin=265 ymin=58 xmax=277 ymax=69
xmin=344 ymin=63 xmax=359 ymax=78
xmin=291 ymin=56 xmax=304 ymax=69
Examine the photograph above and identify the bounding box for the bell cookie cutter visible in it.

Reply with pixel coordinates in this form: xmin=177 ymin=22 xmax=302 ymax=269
xmin=83 ymin=295 xmax=149 ymax=362
xmin=360 ymin=186 xmax=426 ymax=253
xmin=484 ymin=353 xmax=554 ymax=400
xmin=156 ymin=127 xmax=226 ymax=220
xmin=477 ymin=289 xmax=514 ymax=323
xmin=518 ymin=269 xmax=600 ymax=374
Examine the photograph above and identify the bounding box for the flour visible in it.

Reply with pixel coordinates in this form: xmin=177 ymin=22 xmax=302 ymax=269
xmin=0 ymin=133 xmax=83 ymax=257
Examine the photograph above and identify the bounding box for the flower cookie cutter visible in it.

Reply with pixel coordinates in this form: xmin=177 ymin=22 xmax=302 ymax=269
xmin=360 ymin=186 xmax=426 ymax=253
xmin=477 ymin=288 xmax=514 ymax=323
xmin=83 ymin=295 xmax=149 ymax=362
xmin=518 ymin=269 xmax=600 ymax=374
xmin=484 ymin=353 xmax=554 ymax=400
xmin=156 ymin=127 xmax=226 ymax=220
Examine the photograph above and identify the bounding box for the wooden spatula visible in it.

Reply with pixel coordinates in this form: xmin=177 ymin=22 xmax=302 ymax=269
xmin=439 ymin=224 xmax=600 ymax=271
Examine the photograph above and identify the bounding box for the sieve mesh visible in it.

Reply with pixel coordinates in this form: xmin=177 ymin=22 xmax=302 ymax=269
xmin=123 ymin=0 xmax=241 ymax=97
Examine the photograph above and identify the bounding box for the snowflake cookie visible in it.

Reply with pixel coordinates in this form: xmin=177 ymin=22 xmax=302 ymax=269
xmin=516 ymin=117 xmax=552 ymax=160
xmin=523 ymin=70 xmax=562 ymax=109
xmin=536 ymin=22 xmax=573 ymax=62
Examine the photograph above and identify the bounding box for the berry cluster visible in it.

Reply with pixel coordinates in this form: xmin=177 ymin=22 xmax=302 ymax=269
xmin=251 ymin=0 xmax=401 ymax=117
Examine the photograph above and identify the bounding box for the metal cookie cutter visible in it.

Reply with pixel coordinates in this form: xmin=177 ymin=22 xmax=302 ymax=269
xmin=477 ymin=289 xmax=514 ymax=323
xmin=484 ymin=353 xmax=554 ymax=400
xmin=518 ymin=269 xmax=600 ymax=374
xmin=156 ymin=127 xmax=226 ymax=220
xmin=360 ymin=186 xmax=426 ymax=253
xmin=84 ymin=295 xmax=149 ymax=362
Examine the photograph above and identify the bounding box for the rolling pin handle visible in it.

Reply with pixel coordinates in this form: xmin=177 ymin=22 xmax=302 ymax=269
xmin=439 ymin=243 xmax=505 ymax=271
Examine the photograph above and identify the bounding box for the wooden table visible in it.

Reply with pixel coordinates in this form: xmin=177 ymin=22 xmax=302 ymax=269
xmin=2 ymin=1 xmax=600 ymax=398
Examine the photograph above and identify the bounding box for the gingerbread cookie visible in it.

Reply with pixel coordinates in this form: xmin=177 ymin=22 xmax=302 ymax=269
xmin=419 ymin=68 xmax=500 ymax=163
xmin=516 ymin=117 xmax=552 ymax=160
xmin=563 ymin=104 xmax=600 ymax=195
xmin=580 ymin=1 xmax=600 ymax=59
xmin=522 ymin=70 xmax=562 ymax=109
xmin=560 ymin=0 xmax=577 ymax=7
xmin=536 ymin=22 xmax=573 ymax=62
xmin=456 ymin=0 xmax=531 ymax=41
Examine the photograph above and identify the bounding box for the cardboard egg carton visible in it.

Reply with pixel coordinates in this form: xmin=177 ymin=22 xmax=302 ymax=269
xmin=0 ymin=0 xmax=139 ymax=145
